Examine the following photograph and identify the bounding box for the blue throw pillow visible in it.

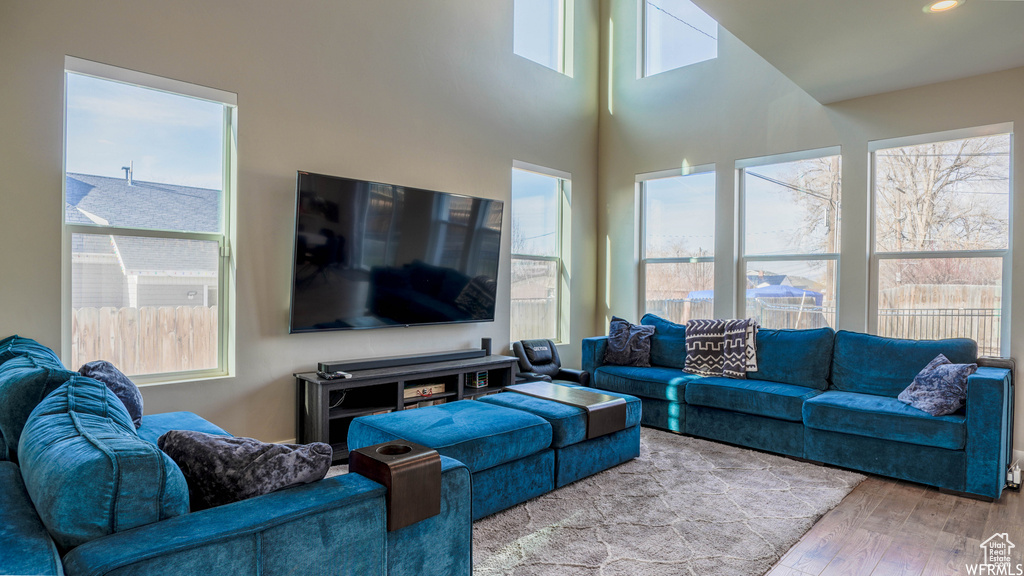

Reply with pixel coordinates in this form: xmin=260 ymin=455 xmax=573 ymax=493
xmin=78 ymin=361 xmax=143 ymax=429
xmin=898 ymin=354 xmax=977 ymax=416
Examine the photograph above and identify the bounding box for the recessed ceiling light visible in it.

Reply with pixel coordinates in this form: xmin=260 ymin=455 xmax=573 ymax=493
xmin=924 ymin=0 xmax=964 ymax=13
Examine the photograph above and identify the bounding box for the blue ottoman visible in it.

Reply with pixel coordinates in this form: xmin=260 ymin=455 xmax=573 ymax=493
xmin=477 ymin=384 xmax=642 ymax=487
xmin=348 ymin=400 xmax=555 ymax=519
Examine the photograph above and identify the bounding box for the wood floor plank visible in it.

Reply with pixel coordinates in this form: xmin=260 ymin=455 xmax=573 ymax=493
xmin=903 ymin=489 xmax=954 ymax=536
xmin=780 ymin=488 xmax=885 ymax=575
xmin=858 ymin=481 xmax=926 ymax=534
xmin=818 ymin=528 xmax=892 ymax=576
xmin=944 ymin=496 xmax=994 ymax=541
xmin=872 ymin=530 xmax=936 ymax=576
xmin=765 ymin=564 xmax=818 ymax=576
xmin=778 ymin=477 xmax=1023 ymax=576
xmin=920 ymin=532 xmax=983 ymax=576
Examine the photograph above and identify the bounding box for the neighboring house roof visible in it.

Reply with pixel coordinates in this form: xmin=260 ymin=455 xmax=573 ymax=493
xmin=66 ymin=173 xmax=220 ymax=233
xmin=67 ymin=173 xmax=221 ymax=276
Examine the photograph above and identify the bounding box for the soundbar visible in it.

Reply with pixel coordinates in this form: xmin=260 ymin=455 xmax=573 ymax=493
xmin=318 ymin=349 xmax=487 ymax=374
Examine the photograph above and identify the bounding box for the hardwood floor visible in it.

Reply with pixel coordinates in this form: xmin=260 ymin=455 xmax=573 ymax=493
xmin=767 ymin=476 xmax=1023 ymax=576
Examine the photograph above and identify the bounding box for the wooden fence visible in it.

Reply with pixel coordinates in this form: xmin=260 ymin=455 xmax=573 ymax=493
xmin=647 ymin=297 xmax=1001 ymax=356
xmin=511 ymin=298 xmax=557 ymax=341
xmin=71 ymin=306 xmax=218 ymax=375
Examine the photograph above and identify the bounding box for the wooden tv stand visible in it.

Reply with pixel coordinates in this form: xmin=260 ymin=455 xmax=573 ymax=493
xmin=295 ymin=353 xmax=517 ymax=462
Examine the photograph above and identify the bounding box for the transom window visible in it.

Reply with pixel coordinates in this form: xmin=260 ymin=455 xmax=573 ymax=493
xmin=63 ymin=57 xmax=236 ymax=382
xmin=514 ymin=0 xmax=573 ymax=74
xmin=639 ymin=166 xmax=716 ymax=323
xmin=871 ymin=128 xmax=1012 ymax=356
xmin=641 ymin=0 xmax=718 ymax=77
xmin=511 ymin=163 xmax=569 ymax=341
xmin=740 ymin=150 xmax=841 ymax=329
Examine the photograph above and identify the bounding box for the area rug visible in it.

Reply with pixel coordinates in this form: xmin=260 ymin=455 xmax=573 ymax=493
xmin=471 ymin=428 xmax=865 ymax=576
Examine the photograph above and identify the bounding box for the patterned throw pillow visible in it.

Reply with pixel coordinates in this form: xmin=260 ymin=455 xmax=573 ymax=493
xmin=898 ymin=354 xmax=977 ymax=416
xmin=604 ymin=317 xmax=655 ymax=367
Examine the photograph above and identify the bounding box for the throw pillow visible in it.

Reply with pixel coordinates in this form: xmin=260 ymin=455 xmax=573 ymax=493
xmin=522 ymin=340 xmax=554 ymax=365
xmin=79 ymin=360 xmax=144 ymax=429
xmin=898 ymin=354 xmax=977 ymax=416
xmin=158 ymin=430 xmax=333 ymax=510
xmin=603 ymin=316 xmax=655 ymax=367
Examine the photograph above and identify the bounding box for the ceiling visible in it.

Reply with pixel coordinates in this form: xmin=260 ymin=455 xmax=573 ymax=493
xmin=693 ymin=0 xmax=1024 ymax=104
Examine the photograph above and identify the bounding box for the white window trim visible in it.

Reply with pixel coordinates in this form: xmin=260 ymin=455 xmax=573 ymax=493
xmin=737 ymin=147 xmax=842 ymax=322
xmin=511 ymin=163 xmax=571 ymax=344
xmin=637 ymin=163 xmax=716 ymax=321
xmin=867 ymin=125 xmax=1013 ymax=356
xmin=61 ymin=57 xmax=237 ymax=385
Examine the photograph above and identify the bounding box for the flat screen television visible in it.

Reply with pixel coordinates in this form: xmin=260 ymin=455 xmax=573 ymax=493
xmin=289 ymin=171 xmax=504 ymax=333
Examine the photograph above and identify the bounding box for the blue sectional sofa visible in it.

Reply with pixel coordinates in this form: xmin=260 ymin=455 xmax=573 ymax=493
xmin=347 ymin=385 xmax=642 ymax=520
xmin=0 ymin=336 xmax=472 ymax=576
xmin=583 ymin=315 xmax=1014 ymax=499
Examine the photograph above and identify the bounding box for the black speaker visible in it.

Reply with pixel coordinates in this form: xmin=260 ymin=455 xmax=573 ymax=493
xmin=481 ymin=337 xmax=492 ymax=356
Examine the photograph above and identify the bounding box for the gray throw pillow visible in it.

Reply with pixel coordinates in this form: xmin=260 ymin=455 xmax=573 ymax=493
xmin=158 ymin=430 xmax=333 ymax=510
xmin=79 ymin=360 xmax=144 ymax=428
xmin=604 ymin=316 xmax=655 ymax=367
xmin=898 ymin=354 xmax=977 ymax=416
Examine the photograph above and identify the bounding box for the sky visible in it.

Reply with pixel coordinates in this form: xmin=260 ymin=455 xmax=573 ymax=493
xmin=65 ymin=72 xmax=225 ymax=190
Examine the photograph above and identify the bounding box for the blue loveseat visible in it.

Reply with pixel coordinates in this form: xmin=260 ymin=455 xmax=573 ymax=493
xmin=583 ymin=315 xmax=1014 ymax=499
xmin=0 ymin=336 xmax=472 ymax=576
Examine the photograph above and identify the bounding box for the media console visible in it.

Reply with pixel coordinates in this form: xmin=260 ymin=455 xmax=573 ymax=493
xmin=295 ymin=353 xmax=518 ymax=462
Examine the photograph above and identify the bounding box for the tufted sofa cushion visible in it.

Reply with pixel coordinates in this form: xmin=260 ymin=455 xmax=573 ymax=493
xmin=0 ymin=335 xmax=64 ymax=369
xmin=0 ymin=355 xmax=78 ymax=462
xmin=17 ymin=375 xmax=189 ymax=551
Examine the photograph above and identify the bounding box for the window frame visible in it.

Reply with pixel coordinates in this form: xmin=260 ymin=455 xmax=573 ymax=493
xmin=510 ymin=160 xmax=570 ymax=343
xmin=868 ymin=123 xmax=1013 ymax=356
xmin=736 ymin=146 xmax=842 ymax=328
xmin=513 ymin=0 xmax=574 ymax=76
xmin=637 ymin=163 xmax=716 ymax=321
xmin=61 ymin=56 xmax=237 ymax=385
xmin=638 ymin=0 xmax=719 ymax=78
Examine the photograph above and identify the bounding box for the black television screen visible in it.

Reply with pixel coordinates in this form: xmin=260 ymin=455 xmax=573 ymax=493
xmin=289 ymin=171 xmax=504 ymax=332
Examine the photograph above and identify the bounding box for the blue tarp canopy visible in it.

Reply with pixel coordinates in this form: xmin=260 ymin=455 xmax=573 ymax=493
xmin=687 ymin=284 xmax=823 ymax=306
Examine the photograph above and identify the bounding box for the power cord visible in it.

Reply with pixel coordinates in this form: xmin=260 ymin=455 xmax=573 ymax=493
xmin=1007 ymin=459 xmax=1021 ymax=491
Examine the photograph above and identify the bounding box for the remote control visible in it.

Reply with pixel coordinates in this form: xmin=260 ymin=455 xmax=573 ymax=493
xmin=317 ymin=370 xmax=352 ymax=380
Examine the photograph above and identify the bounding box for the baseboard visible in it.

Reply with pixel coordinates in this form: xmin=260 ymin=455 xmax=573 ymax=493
xmin=274 ymin=438 xmax=297 ymax=445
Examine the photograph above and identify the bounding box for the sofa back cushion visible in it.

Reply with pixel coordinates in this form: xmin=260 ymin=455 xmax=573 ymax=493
xmin=749 ymin=328 xmax=836 ymax=390
xmin=17 ymin=375 xmax=189 ymax=551
xmin=0 ymin=355 xmax=78 ymax=462
xmin=640 ymin=314 xmax=687 ymax=369
xmin=0 ymin=335 xmax=64 ymax=369
xmin=831 ymin=330 xmax=977 ymax=397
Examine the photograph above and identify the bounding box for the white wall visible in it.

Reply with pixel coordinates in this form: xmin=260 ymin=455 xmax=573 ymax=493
xmin=597 ymin=0 xmax=1024 ymax=449
xmin=0 ymin=0 xmax=599 ymax=442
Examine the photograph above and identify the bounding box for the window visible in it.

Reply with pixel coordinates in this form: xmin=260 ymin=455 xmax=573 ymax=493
xmin=63 ymin=57 xmax=236 ymax=381
xmin=514 ymin=0 xmax=572 ymax=74
xmin=740 ymin=150 xmax=841 ymax=329
xmin=639 ymin=166 xmax=715 ymax=323
xmin=871 ymin=129 xmax=1012 ymax=356
xmin=642 ymin=0 xmax=718 ymax=77
xmin=511 ymin=163 xmax=568 ymax=341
